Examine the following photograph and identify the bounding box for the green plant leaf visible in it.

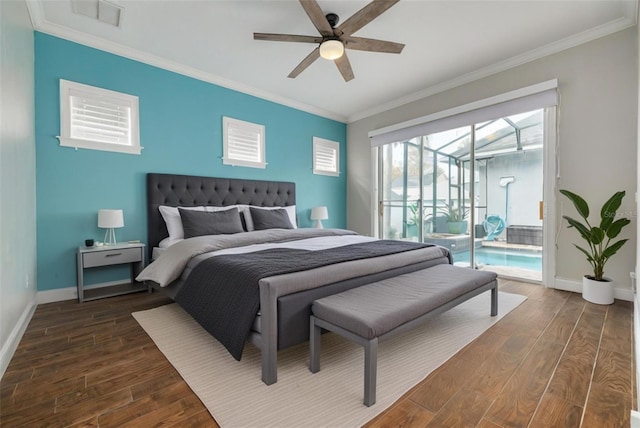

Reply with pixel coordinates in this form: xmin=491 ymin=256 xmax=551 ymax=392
xmin=574 ymin=244 xmax=594 ymax=263
xmin=602 ymin=239 xmax=628 ymax=259
xmin=606 ymin=218 xmax=631 ymax=239
xmin=563 ymin=216 xmax=593 ymax=243
xmin=600 ymin=213 xmax=614 ymax=231
xmin=560 ymin=189 xmax=589 ymax=219
xmin=600 ymin=191 xmax=625 ymax=222
xmin=590 ymin=227 xmax=605 ymax=244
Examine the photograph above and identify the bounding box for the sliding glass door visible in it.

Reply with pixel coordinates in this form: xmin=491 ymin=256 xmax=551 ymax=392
xmin=378 ymin=108 xmax=546 ymax=282
xmin=467 ymin=111 xmax=544 ymax=280
xmin=379 ymin=139 xmax=422 ymax=240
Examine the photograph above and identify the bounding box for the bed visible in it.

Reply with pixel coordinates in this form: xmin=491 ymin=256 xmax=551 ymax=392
xmin=140 ymin=173 xmax=452 ymax=385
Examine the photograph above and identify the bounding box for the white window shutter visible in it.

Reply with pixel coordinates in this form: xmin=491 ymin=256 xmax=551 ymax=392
xmin=70 ymin=92 xmax=131 ymax=145
xmin=313 ymin=137 xmax=339 ymax=177
xmin=223 ymin=117 xmax=266 ymax=169
xmin=59 ymin=79 xmax=140 ymax=155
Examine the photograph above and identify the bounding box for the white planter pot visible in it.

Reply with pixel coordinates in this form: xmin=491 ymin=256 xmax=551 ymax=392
xmin=582 ymin=276 xmax=614 ymax=305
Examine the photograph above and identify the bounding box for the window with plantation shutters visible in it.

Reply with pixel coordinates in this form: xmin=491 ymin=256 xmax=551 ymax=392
xmin=58 ymin=79 xmax=140 ymax=155
xmin=313 ymin=137 xmax=340 ymax=177
xmin=222 ymin=117 xmax=266 ymax=169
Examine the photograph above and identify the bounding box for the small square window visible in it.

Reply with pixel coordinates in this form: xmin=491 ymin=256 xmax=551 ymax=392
xmin=313 ymin=137 xmax=340 ymax=177
xmin=58 ymin=79 xmax=141 ymax=155
xmin=223 ymin=117 xmax=266 ymax=169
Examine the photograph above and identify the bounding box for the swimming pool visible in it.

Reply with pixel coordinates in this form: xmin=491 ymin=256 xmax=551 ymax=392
xmin=453 ymin=247 xmax=542 ymax=271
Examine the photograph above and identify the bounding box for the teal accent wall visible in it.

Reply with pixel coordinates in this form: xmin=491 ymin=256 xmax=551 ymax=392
xmin=35 ymin=32 xmax=346 ymax=292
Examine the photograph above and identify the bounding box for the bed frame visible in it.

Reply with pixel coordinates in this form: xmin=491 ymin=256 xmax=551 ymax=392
xmin=145 ymin=173 xmax=450 ymax=385
xmin=147 ymin=173 xmax=296 ymax=255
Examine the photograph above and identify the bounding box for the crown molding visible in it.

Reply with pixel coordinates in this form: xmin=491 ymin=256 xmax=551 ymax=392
xmin=348 ymin=11 xmax=638 ymax=123
xmin=25 ymin=0 xmax=347 ymax=124
xmin=25 ymin=0 xmax=636 ymax=125
xmin=24 ymin=0 xmax=43 ymax=30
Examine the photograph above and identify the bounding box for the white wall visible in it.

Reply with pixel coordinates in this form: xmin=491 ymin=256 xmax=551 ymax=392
xmin=0 ymin=0 xmax=37 ymax=376
xmin=348 ymin=27 xmax=637 ymax=291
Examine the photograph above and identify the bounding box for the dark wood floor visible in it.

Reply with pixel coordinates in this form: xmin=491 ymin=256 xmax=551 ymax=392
xmin=0 ymin=279 xmax=634 ymax=427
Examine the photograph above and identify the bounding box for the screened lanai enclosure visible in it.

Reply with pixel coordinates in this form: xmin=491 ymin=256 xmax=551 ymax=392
xmin=379 ymin=108 xmax=544 ymax=281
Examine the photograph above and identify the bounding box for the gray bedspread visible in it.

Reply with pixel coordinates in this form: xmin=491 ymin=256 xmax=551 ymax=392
xmin=136 ymin=228 xmax=358 ymax=287
xmin=174 ymin=240 xmax=435 ymax=360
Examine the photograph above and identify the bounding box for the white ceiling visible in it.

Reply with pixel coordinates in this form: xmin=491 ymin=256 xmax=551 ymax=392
xmin=27 ymin=0 xmax=637 ymax=123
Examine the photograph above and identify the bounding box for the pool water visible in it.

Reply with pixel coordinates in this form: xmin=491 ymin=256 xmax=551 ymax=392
xmin=454 ymin=247 xmax=542 ymax=271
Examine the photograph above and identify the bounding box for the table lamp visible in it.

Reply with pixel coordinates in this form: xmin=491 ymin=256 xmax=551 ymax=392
xmin=98 ymin=209 xmax=124 ymax=245
xmin=310 ymin=206 xmax=328 ymax=229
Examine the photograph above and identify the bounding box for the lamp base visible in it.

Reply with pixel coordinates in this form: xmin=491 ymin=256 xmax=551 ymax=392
xmin=104 ymin=228 xmax=117 ymax=245
xmin=314 ymin=220 xmax=324 ymax=229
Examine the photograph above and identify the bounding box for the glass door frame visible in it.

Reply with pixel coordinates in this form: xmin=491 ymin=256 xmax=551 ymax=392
xmin=373 ymin=106 xmax=557 ymax=287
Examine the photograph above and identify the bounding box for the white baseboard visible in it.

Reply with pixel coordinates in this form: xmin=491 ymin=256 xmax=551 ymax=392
xmin=631 ymin=410 xmax=640 ymax=427
xmin=37 ymin=280 xmax=132 ymax=304
xmin=36 ymin=287 xmax=76 ymax=304
xmin=615 ymin=287 xmax=635 ymax=302
xmin=554 ymin=277 xmax=634 ymax=302
xmin=0 ymin=297 xmax=37 ymax=379
xmin=554 ymin=277 xmax=582 ymax=293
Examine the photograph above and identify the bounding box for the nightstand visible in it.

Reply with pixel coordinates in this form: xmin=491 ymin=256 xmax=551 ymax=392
xmin=76 ymin=243 xmax=148 ymax=302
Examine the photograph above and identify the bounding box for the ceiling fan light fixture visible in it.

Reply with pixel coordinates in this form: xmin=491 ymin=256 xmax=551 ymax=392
xmin=319 ymin=39 xmax=344 ymax=60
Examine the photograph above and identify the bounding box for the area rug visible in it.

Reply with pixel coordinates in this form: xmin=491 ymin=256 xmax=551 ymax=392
xmin=133 ymin=291 xmax=526 ymax=427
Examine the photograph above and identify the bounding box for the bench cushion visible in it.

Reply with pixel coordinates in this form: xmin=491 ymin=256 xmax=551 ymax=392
xmin=311 ymin=264 xmax=497 ymax=339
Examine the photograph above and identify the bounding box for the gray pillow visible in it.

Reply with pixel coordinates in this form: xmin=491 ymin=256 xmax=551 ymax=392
xmin=249 ymin=207 xmax=293 ymax=230
xmin=179 ymin=207 xmax=244 ymax=238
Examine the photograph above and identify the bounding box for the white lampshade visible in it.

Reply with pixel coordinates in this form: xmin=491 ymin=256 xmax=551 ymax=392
xmin=319 ymin=40 xmax=344 ymax=60
xmin=98 ymin=209 xmax=124 ymax=245
xmin=98 ymin=209 xmax=124 ymax=228
xmin=310 ymin=206 xmax=328 ymax=229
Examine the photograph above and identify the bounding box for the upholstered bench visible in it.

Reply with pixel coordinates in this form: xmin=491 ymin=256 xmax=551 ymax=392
xmin=309 ymin=264 xmax=498 ymax=406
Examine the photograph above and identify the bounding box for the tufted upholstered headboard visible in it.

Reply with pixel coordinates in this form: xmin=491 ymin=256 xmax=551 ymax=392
xmin=146 ymin=173 xmax=296 ymax=255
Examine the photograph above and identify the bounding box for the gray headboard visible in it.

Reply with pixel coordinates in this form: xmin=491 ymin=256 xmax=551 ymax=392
xmin=146 ymin=173 xmax=296 ymax=253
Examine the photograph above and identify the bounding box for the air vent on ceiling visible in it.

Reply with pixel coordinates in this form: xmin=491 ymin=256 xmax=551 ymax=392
xmin=71 ymin=0 xmax=123 ymax=27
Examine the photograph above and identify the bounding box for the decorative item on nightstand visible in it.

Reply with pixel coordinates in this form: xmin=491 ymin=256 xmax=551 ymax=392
xmin=98 ymin=209 xmax=124 ymax=245
xmin=310 ymin=206 xmax=328 ymax=229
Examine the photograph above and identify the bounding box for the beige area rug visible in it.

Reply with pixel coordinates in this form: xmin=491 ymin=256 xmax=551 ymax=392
xmin=133 ymin=291 xmax=526 ymax=428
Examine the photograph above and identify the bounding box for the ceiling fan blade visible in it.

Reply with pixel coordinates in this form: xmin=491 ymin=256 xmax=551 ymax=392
xmin=334 ymin=53 xmax=355 ymax=82
xmin=335 ymin=0 xmax=400 ymax=37
xmin=343 ymin=36 xmax=404 ymax=53
xmin=288 ymin=47 xmax=321 ymax=78
xmin=299 ymin=0 xmax=334 ymax=37
xmin=254 ymin=33 xmax=322 ymax=44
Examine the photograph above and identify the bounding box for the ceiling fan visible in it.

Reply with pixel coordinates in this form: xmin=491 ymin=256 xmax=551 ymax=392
xmin=254 ymin=0 xmax=404 ymax=82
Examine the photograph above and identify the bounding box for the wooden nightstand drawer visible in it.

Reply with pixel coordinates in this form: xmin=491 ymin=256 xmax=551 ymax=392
xmin=83 ymin=247 xmax=142 ymax=268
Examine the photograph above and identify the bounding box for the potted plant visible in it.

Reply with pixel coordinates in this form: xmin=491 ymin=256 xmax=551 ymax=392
xmin=405 ymin=203 xmax=434 ymax=238
xmin=405 ymin=203 xmax=422 ymax=238
xmin=440 ymin=201 xmax=469 ymax=234
xmin=560 ymin=189 xmax=631 ymax=304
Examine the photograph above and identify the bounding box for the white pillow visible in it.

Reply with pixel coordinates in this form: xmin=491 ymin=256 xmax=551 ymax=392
xmin=244 ymin=205 xmax=297 ymax=231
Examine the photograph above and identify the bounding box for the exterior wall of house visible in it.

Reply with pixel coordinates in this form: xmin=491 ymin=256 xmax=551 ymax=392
xmin=480 ymin=149 xmax=543 ymax=232
xmin=347 ymin=27 xmax=638 ymax=291
xmin=34 ymin=33 xmax=346 ymax=292
xmin=0 ymin=0 xmax=37 ymax=375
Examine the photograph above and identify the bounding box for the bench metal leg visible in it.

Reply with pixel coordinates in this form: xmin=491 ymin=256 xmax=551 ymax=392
xmin=364 ymin=338 xmax=378 ymax=407
xmin=491 ymin=284 xmax=498 ymax=316
xmin=260 ymin=284 xmax=278 ymax=385
xmin=309 ymin=316 xmax=321 ymax=373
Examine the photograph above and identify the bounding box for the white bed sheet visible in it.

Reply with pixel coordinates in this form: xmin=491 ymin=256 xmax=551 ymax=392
xmin=153 ymin=234 xmax=372 ymax=262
